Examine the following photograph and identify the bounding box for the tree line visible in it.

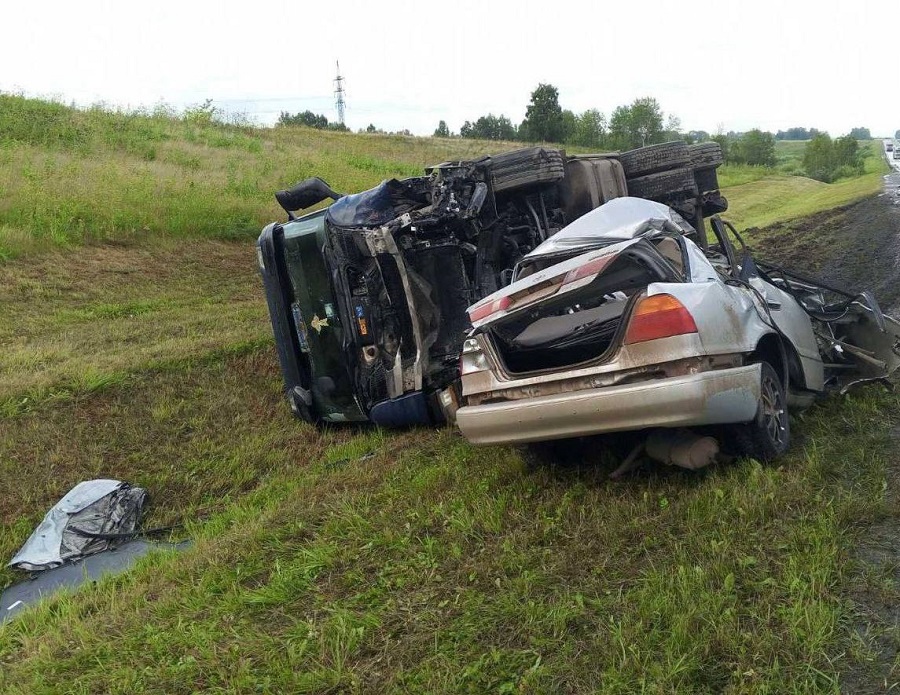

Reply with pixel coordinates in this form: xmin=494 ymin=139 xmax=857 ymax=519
xmin=434 ymin=84 xmax=681 ymax=151
xmin=776 ymin=126 xmax=871 ymax=141
xmin=276 ymin=110 xmax=348 ymax=132
xmin=275 ymin=85 xmax=876 ymax=184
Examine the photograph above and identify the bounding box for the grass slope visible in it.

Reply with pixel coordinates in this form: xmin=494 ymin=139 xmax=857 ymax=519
xmin=0 ymin=95 xmax=524 ymax=259
xmin=720 ymin=140 xmax=888 ymax=232
xmin=1 ymin=96 xmax=898 ymax=691
xmin=2 ymin=343 xmax=897 ymax=692
xmin=0 ymin=95 xmax=888 ymax=259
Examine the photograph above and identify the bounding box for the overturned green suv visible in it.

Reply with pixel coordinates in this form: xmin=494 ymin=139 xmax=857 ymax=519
xmin=257 ymin=143 xmax=728 ymax=426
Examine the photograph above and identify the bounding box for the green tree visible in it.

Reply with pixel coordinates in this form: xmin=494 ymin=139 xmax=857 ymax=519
xmin=776 ymin=127 xmax=821 ymax=141
xmin=802 ymin=132 xmax=834 ymax=182
xmin=277 ymin=110 xmax=329 ymax=129
xmin=561 ymin=109 xmax=577 ymax=143
xmin=433 ymin=120 xmax=450 ymax=138
xmin=567 ymin=109 xmax=607 ymax=148
xmin=366 ymin=123 xmax=376 ymax=133
xmin=519 ymin=83 xmax=564 ymax=142
xmin=460 ymin=114 xmax=517 ymax=140
xmin=663 ymin=114 xmax=682 ymax=141
xmin=609 ymin=97 xmax=665 ymax=149
xmin=686 ymin=130 xmax=710 ymax=144
xmin=803 ymin=133 xmax=863 ymax=182
xmin=731 ymin=129 xmax=776 ymax=167
xmin=711 ymin=133 xmax=730 ymax=162
xmin=848 ymin=127 xmax=871 ymax=140
xmin=833 ymin=134 xmax=864 ymax=176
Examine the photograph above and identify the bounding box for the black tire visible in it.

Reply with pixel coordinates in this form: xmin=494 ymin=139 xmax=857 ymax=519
xmin=289 ymin=387 xmax=319 ymax=425
xmin=688 ymin=142 xmax=724 ymax=168
xmin=619 ymin=141 xmax=690 ymax=177
xmin=727 ymin=362 xmax=790 ymax=461
xmin=627 ymin=167 xmax=698 ymax=201
xmin=489 ymin=147 xmax=565 ymax=192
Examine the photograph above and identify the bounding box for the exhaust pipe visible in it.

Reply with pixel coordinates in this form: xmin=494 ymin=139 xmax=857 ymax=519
xmin=609 ymin=428 xmax=719 ymax=478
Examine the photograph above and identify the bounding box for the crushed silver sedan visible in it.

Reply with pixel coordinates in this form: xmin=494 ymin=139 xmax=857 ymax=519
xmin=454 ymin=197 xmax=900 ymax=463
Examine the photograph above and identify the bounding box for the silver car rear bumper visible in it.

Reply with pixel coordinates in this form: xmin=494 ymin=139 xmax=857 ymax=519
xmin=456 ymin=364 xmax=762 ymax=445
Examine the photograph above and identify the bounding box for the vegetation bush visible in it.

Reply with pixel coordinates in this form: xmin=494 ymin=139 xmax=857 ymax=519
xmin=802 ymin=133 xmax=865 ymax=183
xmin=729 ymin=129 xmax=777 ymax=167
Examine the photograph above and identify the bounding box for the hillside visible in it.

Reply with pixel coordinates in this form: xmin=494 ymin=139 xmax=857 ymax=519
xmin=0 ymin=95 xmax=887 ymax=259
xmin=1 ymin=96 xmax=898 ymax=692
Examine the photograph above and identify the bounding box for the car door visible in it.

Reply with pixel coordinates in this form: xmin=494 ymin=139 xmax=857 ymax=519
xmin=706 ymin=218 xmax=824 ymax=388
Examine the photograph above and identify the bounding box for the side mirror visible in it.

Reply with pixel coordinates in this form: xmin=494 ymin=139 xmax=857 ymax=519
xmin=275 ymin=177 xmax=344 ymax=219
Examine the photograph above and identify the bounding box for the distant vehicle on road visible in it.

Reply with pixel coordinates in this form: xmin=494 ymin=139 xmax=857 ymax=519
xmin=887 ymin=142 xmax=894 ymax=152
xmin=893 ymin=149 xmax=900 ymax=160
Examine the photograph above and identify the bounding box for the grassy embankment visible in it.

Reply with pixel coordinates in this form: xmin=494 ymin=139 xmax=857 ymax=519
xmin=720 ymin=139 xmax=889 ymax=231
xmin=0 ymin=95 xmax=897 ymax=692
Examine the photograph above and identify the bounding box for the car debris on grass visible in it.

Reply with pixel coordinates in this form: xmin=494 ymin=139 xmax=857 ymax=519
xmin=3 ymin=480 xmax=184 ymax=623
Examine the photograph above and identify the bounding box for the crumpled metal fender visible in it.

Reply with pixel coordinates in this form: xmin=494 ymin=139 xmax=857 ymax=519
xmin=649 ymin=278 xmax=823 ymax=391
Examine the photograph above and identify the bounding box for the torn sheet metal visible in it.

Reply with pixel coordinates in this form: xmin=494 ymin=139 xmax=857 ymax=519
xmin=9 ymin=480 xmax=147 ymax=572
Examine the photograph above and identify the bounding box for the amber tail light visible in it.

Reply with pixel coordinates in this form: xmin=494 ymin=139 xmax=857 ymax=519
xmin=624 ymin=294 xmax=698 ymax=345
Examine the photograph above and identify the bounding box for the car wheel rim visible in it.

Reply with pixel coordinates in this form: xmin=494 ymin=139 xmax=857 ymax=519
xmin=761 ymin=372 xmax=786 ymax=448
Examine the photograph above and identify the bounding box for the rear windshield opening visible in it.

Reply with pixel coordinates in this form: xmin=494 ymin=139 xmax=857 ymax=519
xmin=487 ymin=256 xmax=666 ymax=374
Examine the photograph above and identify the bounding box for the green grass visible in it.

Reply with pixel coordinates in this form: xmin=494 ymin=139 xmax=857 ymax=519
xmin=0 ymin=237 xmax=270 ymax=410
xmin=0 ymin=94 xmax=525 ymax=259
xmin=718 ymin=139 xmax=886 ymax=197
xmin=0 ymin=95 xmax=888 ymax=261
xmin=1 ymin=95 xmax=899 ymax=691
xmin=724 ymin=170 xmax=886 ymax=233
xmin=0 ymin=342 xmax=897 ymax=691
xmin=720 ymin=140 xmax=888 ymax=232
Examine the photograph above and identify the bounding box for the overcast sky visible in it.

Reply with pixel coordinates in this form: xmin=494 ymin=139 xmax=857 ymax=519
xmin=3 ymin=0 xmax=898 ymax=137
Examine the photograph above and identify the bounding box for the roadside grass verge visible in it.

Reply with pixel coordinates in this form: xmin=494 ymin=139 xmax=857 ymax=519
xmin=0 ymin=95 xmax=888 ymax=260
xmin=0 ymin=347 xmax=896 ymax=691
xmin=718 ymin=139 xmax=887 ymax=230
xmin=723 ymin=171 xmax=886 ymax=233
xmin=0 ymin=238 xmax=270 ymax=407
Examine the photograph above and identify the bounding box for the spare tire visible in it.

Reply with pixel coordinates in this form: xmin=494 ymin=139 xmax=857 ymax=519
xmin=627 ymin=168 xmax=698 ymax=201
xmin=689 ymin=142 xmax=724 ymax=168
xmin=619 ymin=141 xmax=690 ymax=177
xmin=488 ymin=147 xmax=565 ymax=193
